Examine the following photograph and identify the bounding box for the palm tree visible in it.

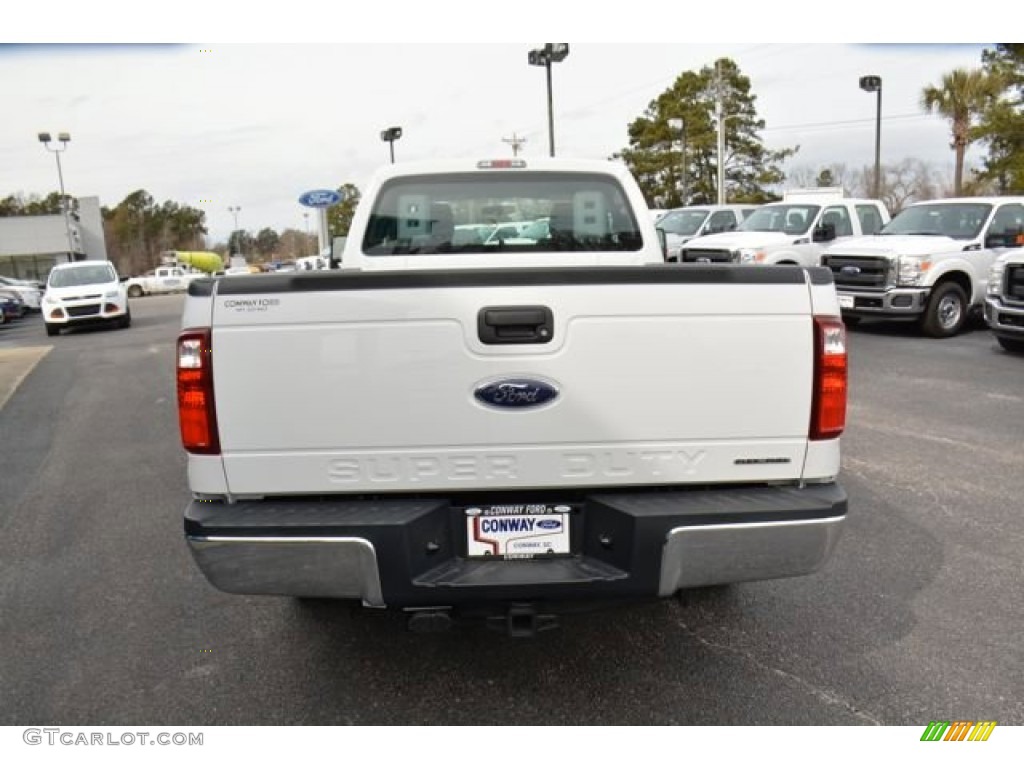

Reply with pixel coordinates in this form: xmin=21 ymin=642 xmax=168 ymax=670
xmin=921 ymin=67 xmax=999 ymax=196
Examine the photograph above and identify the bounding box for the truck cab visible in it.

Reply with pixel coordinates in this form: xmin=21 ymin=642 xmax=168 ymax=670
xmin=679 ymin=190 xmax=888 ymax=268
xmin=657 ymin=205 xmax=759 ymax=262
xmin=822 ymin=197 xmax=1024 ymax=337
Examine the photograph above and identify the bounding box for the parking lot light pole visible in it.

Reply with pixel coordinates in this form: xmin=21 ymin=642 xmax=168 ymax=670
xmin=859 ymin=75 xmax=883 ymax=199
xmin=37 ymin=131 xmax=75 ymax=258
xmin=528 ymin=44 xmax=569 ymax=157
xmin=380 ymin=126 xmax=402 ymax=164
xmin=228 ymin=206 xmax=241 ymax=255
xmin=668 ymin=118 xmax=687 ymax=206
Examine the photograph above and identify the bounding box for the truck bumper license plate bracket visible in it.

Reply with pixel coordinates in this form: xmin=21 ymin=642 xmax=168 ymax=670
xmin=465 ymin=504 xmax=572 ymax=559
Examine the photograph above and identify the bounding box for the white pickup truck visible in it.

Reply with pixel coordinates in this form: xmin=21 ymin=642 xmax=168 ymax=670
xmin=821 ymin=197 xmax=1024 ymax=337
xmin=125 ymin=265 xmax=204 ymax=297
xmin=679 ymin=191 xmax=889 ymax=268
xmin=177 ymin=158 xmax=849 ymax=635
xmin=658 ymin=205 xmax=759 ymax=262
xmin=985 ymin=242 xmax=1024 ymax=353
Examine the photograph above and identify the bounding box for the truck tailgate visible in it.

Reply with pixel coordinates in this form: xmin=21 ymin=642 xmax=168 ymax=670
xmin=206 ymin=268 xmax=816 ymax=494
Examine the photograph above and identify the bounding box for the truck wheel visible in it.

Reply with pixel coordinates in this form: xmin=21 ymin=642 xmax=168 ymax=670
xmin=45 ymin=323 xmax=59 ymax=337
xmin=127 ymin=285 xmax=143 ymax=298
xmin=921 ymin=282 xmax=967 ymax=338
xmin=997 ymin=336 xmax=1024 ymax=354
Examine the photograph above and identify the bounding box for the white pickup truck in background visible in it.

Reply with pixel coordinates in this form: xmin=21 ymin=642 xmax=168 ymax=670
xmin=177 ymin=158 xmax=849 ymax=635
xmin=658 ymin=205 xmax=759 ymax=262
xmin=125 ymin=265 xmax=205 ymax=297
xmin=986 ymin=244 xmax=1024 ymax=353
xmin=679 ymin=189 xmax=889 ymax=267
xmin=822 ymin=197 xmax=1024 ymax=337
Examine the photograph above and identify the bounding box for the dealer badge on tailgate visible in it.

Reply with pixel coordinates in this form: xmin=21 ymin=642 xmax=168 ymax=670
xmin=465 ymin=504 xmax=573 ymax=559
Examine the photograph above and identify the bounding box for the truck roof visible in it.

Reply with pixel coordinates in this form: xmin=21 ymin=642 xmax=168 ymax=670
xmin=763 ymin=198 xmax=882 ymax=207
xmin=783 ymin=187 xmax=845 ymax=202
xmin=905 ymin=196 xmax=1024 ymax=206
xmin=365 ymin=157 xmax=634 ymax=184
xmin=661 ymin=204 xmax=754 ymax=213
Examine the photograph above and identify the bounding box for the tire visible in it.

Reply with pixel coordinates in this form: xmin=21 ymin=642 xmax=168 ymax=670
xmin=996 ymin=335 xmax=1024 ymax=354
xmin=841 ymin=315 xmax=861 ymax=327
xmin=127 ymin=285 xmax=143 ymax=298
xmin=45 ymin=322 xmax=60 ymax=337
xmin=920 ymin=282 xmax=968 ymax=338
xmin=119 ymin=308 xmax=132 ymax=329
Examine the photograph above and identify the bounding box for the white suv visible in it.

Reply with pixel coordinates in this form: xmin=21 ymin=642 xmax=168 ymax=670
xmin=43 ymin=261 xmax=130 ymax=337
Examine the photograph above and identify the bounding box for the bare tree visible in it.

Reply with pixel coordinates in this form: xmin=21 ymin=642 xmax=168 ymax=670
xmin=858 ymin=158 xmax=946 ymax=213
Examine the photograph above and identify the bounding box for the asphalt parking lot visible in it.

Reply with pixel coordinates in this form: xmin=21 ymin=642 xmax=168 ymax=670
xmin=0 ymin=294 xmax=1021 ymax=725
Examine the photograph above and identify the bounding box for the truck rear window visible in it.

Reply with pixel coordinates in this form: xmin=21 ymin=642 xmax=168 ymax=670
xmin=362 ymin=172 xmax=643 ymax=255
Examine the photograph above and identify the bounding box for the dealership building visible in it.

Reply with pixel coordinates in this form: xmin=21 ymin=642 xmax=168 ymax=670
xmin=0 ymin=196 xmax=108 ymax=281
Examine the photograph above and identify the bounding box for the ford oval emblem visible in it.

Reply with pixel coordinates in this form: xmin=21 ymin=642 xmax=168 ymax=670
xmin=536 ymin=519 xmax=562 ymax=530
xmin=298 ymin=189 xmax=343 ymax=208
xmin=474 ymin=378 xmax=559 ymax=409
xmin=840 ymin=265 xmax=862 ymax=275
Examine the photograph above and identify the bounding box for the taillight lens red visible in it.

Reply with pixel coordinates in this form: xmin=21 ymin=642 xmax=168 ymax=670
xmin=810 ymin=317 xmax=847 ymax=440
xmin=177 ymin=328 xmax=220 ymax=454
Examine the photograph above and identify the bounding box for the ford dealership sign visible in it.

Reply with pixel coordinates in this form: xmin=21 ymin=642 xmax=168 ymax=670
xmin=298 ymin=189 xmax=343 ymax=208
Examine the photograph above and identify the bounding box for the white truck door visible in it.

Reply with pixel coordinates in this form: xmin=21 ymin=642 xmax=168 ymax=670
xmin=163 ymin=268 xmax=184 ymax=292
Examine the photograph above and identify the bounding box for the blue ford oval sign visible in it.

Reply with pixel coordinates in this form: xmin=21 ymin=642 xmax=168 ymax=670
xmin=298 ymin=189 xmax=343 ymax=208
xmin=474 ymin=378 xmax=559 ymax=409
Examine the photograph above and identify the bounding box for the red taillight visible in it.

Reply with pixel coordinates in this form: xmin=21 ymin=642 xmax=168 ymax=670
xmin=810 ymin=317 xmax=847 ymax=440
xmin=177 ymin=328 xmax=220 ymax=454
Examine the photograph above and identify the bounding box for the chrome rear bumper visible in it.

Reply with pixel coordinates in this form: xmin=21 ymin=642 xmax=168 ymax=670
xmin=658 ymin=516 xmax=845 ymax=595
xmin=187 ymin=536 xmax=384 ymax=606
xmin=185 ymin=483 xmax=846 ymax=607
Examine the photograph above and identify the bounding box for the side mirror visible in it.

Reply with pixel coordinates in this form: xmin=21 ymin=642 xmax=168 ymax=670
xmin=813 ymin=222 xmax=836 ymax=243
xmin=656 ymin=227 xmax=668 ymax=260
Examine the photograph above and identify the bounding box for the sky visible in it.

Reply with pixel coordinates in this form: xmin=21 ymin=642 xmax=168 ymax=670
xmin=0 ymin=5 xmax=999 ymax=245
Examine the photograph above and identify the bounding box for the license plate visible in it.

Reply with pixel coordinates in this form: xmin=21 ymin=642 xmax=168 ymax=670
xmin=465 ymin=504 xmax=572 ymax=559
xmin=838 ymin=294 xmax=855 ymax=309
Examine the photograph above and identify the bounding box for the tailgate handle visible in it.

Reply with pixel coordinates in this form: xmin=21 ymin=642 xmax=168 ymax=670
xmin=478 ymin=306 xmax=554 ymax=344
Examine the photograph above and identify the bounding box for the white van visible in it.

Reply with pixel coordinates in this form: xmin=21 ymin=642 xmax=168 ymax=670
xmin=43 ymin=260 xmax=130 ymax=336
